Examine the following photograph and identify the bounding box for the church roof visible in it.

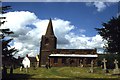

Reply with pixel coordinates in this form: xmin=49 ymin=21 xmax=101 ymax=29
xmin=55 ymin=49 xmax=96 ymax=51
xmin=49 ymin=54 xmax=98 ymax=57
xmin=53 ymin=49 xmax=97 ymax=53
xmin=45 ymin=19 xmax=55 ymax=36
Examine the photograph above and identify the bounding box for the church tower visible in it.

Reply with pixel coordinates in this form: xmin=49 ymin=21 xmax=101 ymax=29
xmin=39 ymin=19 xmax=57 ymax=67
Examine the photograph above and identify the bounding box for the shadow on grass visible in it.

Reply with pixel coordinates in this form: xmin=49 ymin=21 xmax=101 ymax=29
xmin=1 ymin=73 xmax=120 ymax=80
xmin=73 ymin=75 xmax=120 ymax=80
xmin=2 ymin=73 xmax=34 ymax=80
xmin=112 ymin=74 xmax=120 ymax=76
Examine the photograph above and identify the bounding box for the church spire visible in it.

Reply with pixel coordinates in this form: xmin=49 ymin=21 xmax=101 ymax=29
xmin=45 ymin=18 xmax=55 ymax=36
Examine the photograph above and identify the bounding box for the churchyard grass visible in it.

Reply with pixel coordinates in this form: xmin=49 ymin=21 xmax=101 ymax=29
xmin=8 ymin=67 xmax=120 ymax=79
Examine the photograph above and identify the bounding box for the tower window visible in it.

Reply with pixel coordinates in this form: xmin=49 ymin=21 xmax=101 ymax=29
xmin=45 ymin=38 xmax=49 ymax=44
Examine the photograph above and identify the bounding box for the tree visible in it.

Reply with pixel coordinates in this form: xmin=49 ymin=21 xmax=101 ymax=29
xmin=0 ymin=6 xmax=11 ymax=14
xmin=0 ymin=6 xmax=18 ymax=62
xmin=95 ymin=16 xmax=120 ymax=54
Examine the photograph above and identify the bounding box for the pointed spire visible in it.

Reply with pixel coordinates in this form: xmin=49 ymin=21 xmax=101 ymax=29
xmin=45 ymin=18 xmax=55 ymax=36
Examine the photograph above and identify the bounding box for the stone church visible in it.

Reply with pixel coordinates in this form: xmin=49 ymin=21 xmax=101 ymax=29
xmin=39 ymin=19 xmax=98 ymax=67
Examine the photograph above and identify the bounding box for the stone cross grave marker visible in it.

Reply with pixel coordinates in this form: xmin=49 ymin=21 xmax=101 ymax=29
xmin=114 ymin=59 xmax=119 ymax=69
xmin=102 ymin=58 xmax=109 ymax=73
xmin=102 ymin=58 xmax=107 ymax=70
xmin=113 ymin=59 xmax=120 ymax=74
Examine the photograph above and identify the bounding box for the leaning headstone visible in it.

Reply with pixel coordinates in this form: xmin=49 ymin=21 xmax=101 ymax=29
xmin=102 ymin=58 xmax=108 ymax=73
xmin=113 ymin=59 xmax=120 ymax=74
xmin=89 ymin=60 xmax=94 ymax=73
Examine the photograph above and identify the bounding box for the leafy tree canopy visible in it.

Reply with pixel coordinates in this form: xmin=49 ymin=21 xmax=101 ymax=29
xmin=95 ymin=16 xmax=120 ymax=54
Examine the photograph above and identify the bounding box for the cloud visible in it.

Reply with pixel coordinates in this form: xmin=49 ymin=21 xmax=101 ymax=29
xmin=61 ymin=33 xmax=105 ymax=49
xmin=86 ymin=2 xmax=117 ymax=12
xmin=79 ymin=29 xmax=86 ymax=33
xmin=93 ymin=2 xmax=107 ymax=12
xmin=0 ymin=11 xmax=105 ymax=58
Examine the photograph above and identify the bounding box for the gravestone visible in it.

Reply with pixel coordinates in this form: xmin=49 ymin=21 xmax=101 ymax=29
xmin=45 ymin=62 xmax=49 ymax=69
xmin=89 ymin=60 xmax=94 ymax=73
xmin=80 ymin=60 xmax=83 ymax=68
xmin=20 ymin=63 xmax=24 ymax=71
xmin=113 ymin=59 xmax=120 ymax=74
xmin=102 ymin=58 xmax=108 ymax=73
xmin=83 ymin=58 xmax=87 ymax=67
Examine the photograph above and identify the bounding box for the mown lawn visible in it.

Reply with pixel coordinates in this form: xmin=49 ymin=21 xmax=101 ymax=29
xmin=6 ymin=67 xmax=120 ymax=79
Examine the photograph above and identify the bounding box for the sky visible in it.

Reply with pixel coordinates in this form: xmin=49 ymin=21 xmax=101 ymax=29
xmin=0 ymin=2 xmax=119 ymax=58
